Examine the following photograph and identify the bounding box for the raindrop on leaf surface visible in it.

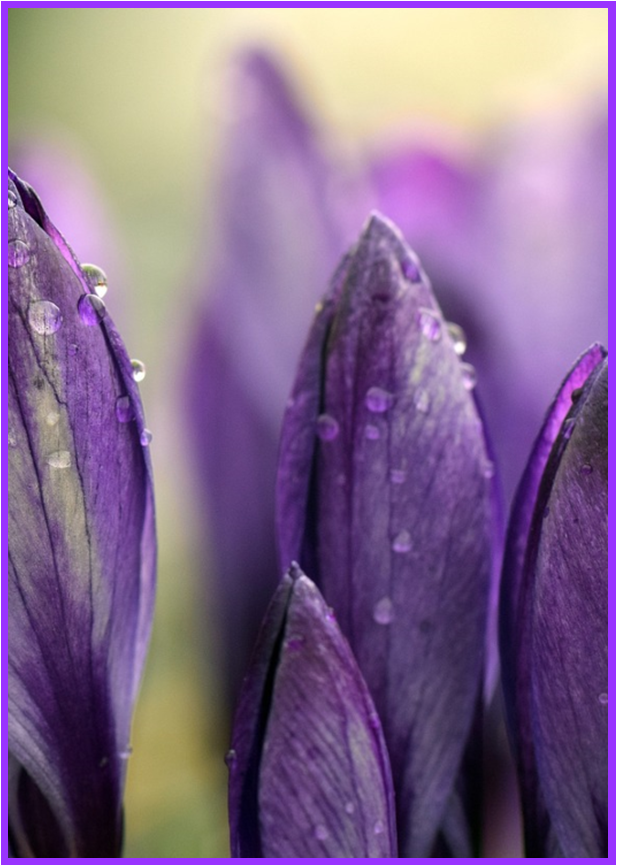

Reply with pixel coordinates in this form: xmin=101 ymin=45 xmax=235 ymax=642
xmin=78 ymin=293 xmax=107 ymax=326
xmin=131 ymin=359 xmax=147 ymax=382
xmin=365 ymin=386 xmax=394 ymax=413
xmin=316 ymin=413 xmax=339 ymax=441
xmin=28 ymin=300 xmax=63 ymax=335
xmin=8 ymin=239 xmax=30 ymax=268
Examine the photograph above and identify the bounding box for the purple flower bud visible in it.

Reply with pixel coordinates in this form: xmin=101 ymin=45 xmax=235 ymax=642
xmin=277 ymin=212 xmax=497 ymax=856
xmin=228 ymin=564 xmax=396 ymax=857
xmin=7 ymin=169 xmax=156 ymax=857
xmin=500 ymin=344 xmax=607 ymax=857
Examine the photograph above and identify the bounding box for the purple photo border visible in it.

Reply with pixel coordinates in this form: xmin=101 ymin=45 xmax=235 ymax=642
xmin=2 ymin=2 xmax=614 ymax=864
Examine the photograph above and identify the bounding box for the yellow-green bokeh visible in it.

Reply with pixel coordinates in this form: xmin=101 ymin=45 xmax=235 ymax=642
xmin=8 ymin=7 xmax=607 ymax=858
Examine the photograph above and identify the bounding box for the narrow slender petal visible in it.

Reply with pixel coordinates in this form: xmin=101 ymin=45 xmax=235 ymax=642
xmin=501 ymin=346 xmax=607 ymax=857
xmin=8 ymin=170 xmax=156 ymax=856
xmin=229 ymin=565 xmax=396 ymax=858
xmin=185 ymin=49 xmax=346 ymax=703
xmin=277 ymin=213 xmax=495 ymax=856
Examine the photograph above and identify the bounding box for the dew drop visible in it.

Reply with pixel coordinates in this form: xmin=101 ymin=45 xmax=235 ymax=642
xmin=562 ymin=417 xmax=575 ymax=440
xmin=8 ymin=189 xmax=18 ymax=209
xmin=460 ymin=362 xmax=477 ymax=390
xmin=28 ymin=300 xmax=63 ymax=335
xmin=115 ymin=395 xmax=135 ymax=424
xmin=373 ymin=596 xmax=395 ymax=625
xmin=316 ymin=413 xmax=339 ymax=441
xmin=224 ymin=749 xmax=237 ymax=769
xmin=68 ymin=343 xmax=79 ymax=356
xmin=368 ymin=712 xmax=381 ymax=730
xmin=119 ymin=746 xmax=133 ymax=760
xmin=365 ymin=424 xmax=380 ymax=440
xmin=390 ymin=468 xmax=407 ymax=485
xmin=344 ymin=801 xmax=355 ymax=815
xmin=402 ymin=257 xmax=421 ymax=283
xmin=413 ymin=388 xmax=431 ymax=414
xmin=45 ymin=411 xmax=60 ymax=427
xmin=483 ymin=460 xmax=495 ymax=479
xmin=131 ymin=359 xmax=147 ymax=382
xmin=365 ymin=386 xmax=394 ymax=413
xmin=285 ymin=635 xmax=305 ymax=652
xmin=78 ymin=293 xmax=107 ymax=326
xmin=314 ymin=824 xmax=329 ymax=842
xmin=8 ymin=430 xmax=17 ymax=448
xmin=336 ymin=472 xmax=346 ymax=487
xmin=373 ymin=820 xmax=385 ymax=836
xmin=570 ymin=387 xmax=583 ymax=403
xmin=47 ymin=450 xmax=71 ymax=469
xmin=598 ymin=692 xmax=608 ymax=705
xmin=581 ymin=463 xmax=593 ymax=476
xmin=81 ymin=263 xmax=109 ymax=298
xmin=392 ymin=529 xmax=412 ymax=553
xmin=417 ymin=307 xmax=441 ymax=341
xmin=140 ymin=428 xmax=153 ymax=446
xmin=8 ymin=239 xmax=30 ymax=268
xmin=447 ymin=322 xmax=467 ymax=356
xmin=325 ymin=607 xmax=336 ymax=622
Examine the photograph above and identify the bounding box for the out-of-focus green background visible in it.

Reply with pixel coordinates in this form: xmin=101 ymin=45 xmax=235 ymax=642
xmin=8 ymin=7 xmax=608 ymax=858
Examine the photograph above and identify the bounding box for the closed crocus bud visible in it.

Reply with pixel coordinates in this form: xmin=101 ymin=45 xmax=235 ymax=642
xmin=228 ymin=564 xmax=396 ymax=858
xmin=277 ymin=213 xmax=497 ymax=856
xmin=7 ymin=169 xmax=156 ymax=857
xmin=500 ymin=344 xmax=608 ymax=858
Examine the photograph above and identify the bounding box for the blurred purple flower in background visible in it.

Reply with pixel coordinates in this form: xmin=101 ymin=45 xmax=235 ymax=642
xmin=185 ymin=49 xmax=608 ymax=717
xmin=277 ymin=213 xmax=497 ymax=857
xmin=500 ymin=344 xmax=608 ymax=858
xmin=185 ymin=50 xmax=347 ymax=703
xmin=228 ymin=563 xmax=396 ymax=858
xmin=7 ymin=170 xmax=156 ymax=857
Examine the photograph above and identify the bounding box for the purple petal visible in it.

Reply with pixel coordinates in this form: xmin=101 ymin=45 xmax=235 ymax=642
xmin=229 ymin=565 xmax=396 ymax=858
xmin=8 ymin=170 xmax=156 ymax=856
xmin=185 ymin=49 xmax=346 ymax=701
xmin=500 ymin=344 xmax=606 ymax=856
xmin=530 ymin=360 xmax=607 ymax=857
xmin=277 ymin=213 xmax=496 ymax=856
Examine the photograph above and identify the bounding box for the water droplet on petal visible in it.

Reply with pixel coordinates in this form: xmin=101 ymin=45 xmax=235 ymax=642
xmin=581 ymin=463 xmax=593 ymax=476
xmin=460 ymin=362 xmax=477 ymax=390
xmin=365 ymin=386 xmax=394 ymax=413
xmin=78 ymin=293 xmax=107 ymax=326
xmin=365 ymin=424 xmax=380 ymax=440
xmin=68 ymin=343 xmax=79 ymax=356
xmin=570 ymin=387 xmax=583 ymax=403
xmin=115 ymin=395 xmax=135 ymax=423
xmin=336 ymin=472 xmax=346 ymax=487
xmin=8 ymin=431 xmax=17 ymax=448
xmin=131 ymin=359 xmax=147 ymax=382
xmin=390 ymin=468 xmax=407 ymax=484
xmin=446 ymin=322 xmax=467 ymax=355
xmin=392 ymin=529 xmax=412 ymax=553
xmin=28 ymin=300 xmax=63 ymax=335
xmin=325 ymin=607 xmax=336 ymax=622
xmin=45 ymin=411 xmax=60 ymax=427
xmin=373 ymin=820 xmax=385 ymax=836
xmin=483 ymin=460 xmax=495 ymax=479
xmin=417 ymin=307 xmax=441 ymax=341
xmin=402 ymin=257 xmax=421 ymax=283
xmin=314 ymin=824 xmax=329 ymax=841
xmin=373 ymin=596 xmax=395 ymax=625
xmin=344 ymin=801 xmax=355 ymax=815
xmin=119 ymin=746 xmax=133 ymax=760
xmin=316 ymin=413 xmax=339 ymax=441
xmin=285 ymin=635 xmax=306 ymax=652
xmin=224 ymin=749 xmax=237 ymax=769
xmin=47 ymin=450 xmax=71 ymax=469
xmin=8 ymin=189 xmax=18 ymax=209
xmin=413 ymin=388 xmax=431 ymax=414
xmin=8 ymin=239 xmax=30 ymax=268
xmin=140 ymin=428 xmax=153 ymax=446
xmin=599 ymin=692 xmax=608 ymax=705
xmin=368 ymin=712 xmax=381 ymax=730
xmin=81 ymin=263 xmax=109 ymax=298
xmin=562 ymin=417 xmax=575 ymax=440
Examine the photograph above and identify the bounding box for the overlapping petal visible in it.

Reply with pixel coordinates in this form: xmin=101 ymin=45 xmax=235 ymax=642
xmin=7 ymin=169 xmax=156 ymax=857
xmin=277 ymin=212 xmax=496 ymax=856
xmin=500 ymin=345 xmax=608 ymax=857
xmin=228 ymin=564 xmax=396 ymax=858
